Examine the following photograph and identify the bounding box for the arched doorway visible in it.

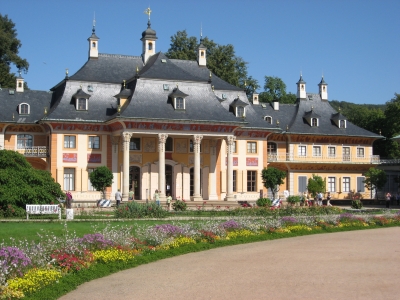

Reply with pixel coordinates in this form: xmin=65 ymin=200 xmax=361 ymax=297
xmin=165 ymin=165 xmax=173 ymax=198
xmin=129 ymin=166 xmax=140 ymax=200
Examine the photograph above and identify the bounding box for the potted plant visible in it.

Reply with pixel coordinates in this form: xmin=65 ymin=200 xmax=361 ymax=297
xmin=286 ymin=195 xmax=301 ymax=206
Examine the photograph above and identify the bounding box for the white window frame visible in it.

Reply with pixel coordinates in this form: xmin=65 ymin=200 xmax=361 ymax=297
xmin=343 ymin=177 xmax=350 ymax=192
xmin=312 ymin=145 xmax=322 ymax=157
xmin=77 ymin=98 xmax=88 ymax=111
xmin=64 ymin=168 xmax=75 ymax=191
xmin=247 ymin=170 xmax=257 ymax=192
xmin=236 ymin=106 xmax=245 ymax=117
xmin=64 ymin=135 xmax=76 ymax=149
xmin=311 ymin=118 xmax=319 ymax=127
xmin=339 ymin=120 xmax=347 ymax=128
xmin=343 ymin=146 xmax=351 ymax=161
xmin=17 ymin=134 xmax=33 ymax=149
xmin=328 ymin=146 xmax=336 ymax=158
xmin=19 ymin=103 xmax=30 ymax=114
xmin=88 ymin=136 xmax=100 ymax=149
xmin=328 ymin=177 xmax=336 ymax=192
xmin=174 ymin=97 xmax=185 ymax=110
xmin=264 ymin=116 xmax=272 ymax=124
xmin=298 ymin=145 xmax=307 ymax=157
xmin=356 ymin=147 xmax=365 ymax=158
xmin=247 ymin=142 xmax=257 ymax=154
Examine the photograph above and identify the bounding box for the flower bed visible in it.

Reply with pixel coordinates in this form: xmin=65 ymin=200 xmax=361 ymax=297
xmin=1 ymin=211 xmax=400 ymax=299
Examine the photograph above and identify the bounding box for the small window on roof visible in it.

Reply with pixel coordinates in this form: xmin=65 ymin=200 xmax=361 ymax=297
xmin=237 ymin=106 xmax=245 ymax=117
xmin=87 ymin=85 xmax=93 ymax=92
xmin=175 ymin=97 xmax=185 ymax=110
xmin=222 ymin=94 xmax=227 ymax=99
xmin=19 ymin=103 xmax=30 ymax=115
xmin=339 ymin=120 xmax=346 ymax=128
xmin=311 ymin=118 xmax=318 ymax=127
xmin=77 ymin=98 xmax=88 ymax=111
xmin=163 ymin=84 xmax=169 ymax=91
xmin=265 ymin=116 xmax=272 ymax=124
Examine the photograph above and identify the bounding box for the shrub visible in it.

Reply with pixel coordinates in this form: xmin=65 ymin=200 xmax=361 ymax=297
xmin=0 ymin=204 xmax=26 ymax=218
xmin=172 ymin=199 xmax=187 ymax=211
xmin=351 ymin=199 xmax=363 ymax=209
xmin=256 ymin=198 xmax=272 ymax=207
xmin=115 ymin=201 xmax=168 ymax=218
xmin=286 ymin=195 xmax=301 ymax=205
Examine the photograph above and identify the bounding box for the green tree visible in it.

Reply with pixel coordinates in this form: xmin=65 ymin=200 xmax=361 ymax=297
xmin=384 ymin=93 xmax=400 ymax=138
xmin=0 ymin=14 xmax=29 ymax=88
xmin=364 ymin=167 xmax=387 ymax=200
xmin=165 ymin=30 xmax=258 ymax=98
xmin=307 ymin=174 xmax=326 ymax=198
xmin=89 ymin=166 xmax=113 ymax=199
xmin=0 ymin=150 xmax=63 ymax=208
xmin=261 ymin=167 xmax=286 ymax=200
xmin=258 ymin=76 xmax=296 ymax=104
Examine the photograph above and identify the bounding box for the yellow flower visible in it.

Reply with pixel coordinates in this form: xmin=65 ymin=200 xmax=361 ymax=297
xmin=7 ymin=268 xmax=62 ymax=294
xmin=93 ymin=248 xmax=135 ymax=263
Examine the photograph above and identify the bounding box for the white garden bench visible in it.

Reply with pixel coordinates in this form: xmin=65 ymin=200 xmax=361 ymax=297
xmin=26 ymin=205 xmax=61 ymax=220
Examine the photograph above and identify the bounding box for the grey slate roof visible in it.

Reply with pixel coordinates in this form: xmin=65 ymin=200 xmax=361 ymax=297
xmin=0 ymin=89 xmax=51 ymax=123
xmin=67 ymin=53 xmax=143 ymax=84
xmin=251 ymin=93 xmax=382 ymax=138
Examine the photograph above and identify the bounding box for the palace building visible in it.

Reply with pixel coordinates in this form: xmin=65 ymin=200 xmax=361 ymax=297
xmin=0 ymin=16 xmax=382 ymax=203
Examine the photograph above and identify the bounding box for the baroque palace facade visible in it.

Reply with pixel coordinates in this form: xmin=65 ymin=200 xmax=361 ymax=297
xmin=0 ymin=17 xmax=382 ymax=202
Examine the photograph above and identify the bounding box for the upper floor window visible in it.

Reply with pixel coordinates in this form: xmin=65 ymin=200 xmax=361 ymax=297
xmin=298 ymin=145 xmax=307 ymax=157
xmin=236 ymin=106 xmax=245 ymax=117
xmin=312 ymin=146 xmax=321 ymax=157
xmin=88 ymin=136 xmax=100 ymax=149
xmin=357 ymin=147 xmax=365 ymax=158
xmin=64 ymin=135 xmax=76 ymax=148
xmin=343 ymin=146 xmax=351 ymax=161
xmin=267 ymin=142 xmax=277 ymax=154
xmin=311 ymin=118 xmax=318 ymax=127
xmin=77 ymin=98 xmax=87 ymax=110
xmin=130 ymin=137 xmax=141 ymax=150
xmin=328 ymin=146 xmax=336 ymax=158
xmin=247 ymin=142 xmax=257 ymax=154
xmin=17 ymin=134 xmax=33 ymax=149
xmin=19 ymin=103 xmax=30 ymax=114
xmin=265 ymin=116 xmax=272 ymax=124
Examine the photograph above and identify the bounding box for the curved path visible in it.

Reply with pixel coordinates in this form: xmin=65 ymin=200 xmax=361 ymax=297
xmin=60 ymin=227 xmax=400 ymax=300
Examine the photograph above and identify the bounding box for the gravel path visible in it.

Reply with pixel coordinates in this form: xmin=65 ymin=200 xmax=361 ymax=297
xmin=59 ymin=227 xmax=400 ymax=300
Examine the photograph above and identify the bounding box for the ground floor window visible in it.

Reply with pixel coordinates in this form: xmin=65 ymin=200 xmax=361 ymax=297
xmin=328 ymin=177 xmax=336 ymax=192
xmin=247 ymin=171 xmax=256 ymax=192
xmin=298 ymin=176 xmax=307 ymax=193
xmin=343 ymin=177 xmax=350 ymax=192
xmin=64 ymin=168 xmax=75 ymax=191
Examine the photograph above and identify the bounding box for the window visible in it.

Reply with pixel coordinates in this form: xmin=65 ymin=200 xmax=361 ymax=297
xmin=77 ymin=98 xmax=87 ymax=110
xmin=328 ymin=146 xmax=336 ymax=158
xmin=343 ymin=147 xmax=350 ymax=161
xmin=357 ymin=176 xmax=365 ymax=193
xmin=222 ymin=94 xmax=227 ymax=100
xmin=357 ymin=147 xmax=364 ymax=158
xmin=236 ymin=106 xmax=245 ymax=117
xmin=64 ymin=168 xmax=75 ymax=191
xmin=339 ymin=120 xmax=346 ymax=128
xmin=232 ymin=141 xmax=237 ymax=153
xmin=328 ymin=177 xmax=336 ymax=192
xmin=233 ymin=170 xmax=237 ymax=192
xmin=17 ymin=134 xmax=33 ymax=149
xmin=175 ymin=97 xmax=184 ymax=109
xmin=265 ymin=116 xmax=272 ymax=124
xmin=298 ymin=176 xmax=307 ymax=193
xmin=92 ymin=42 xmax=96 ymax=48
xmin=19 ymin=103 xmax=29 ymax=114
xmin=311 ymin=118 xmax=318 ymax=127
xmin=189 ymin=139 xmax=201 ymax=153
xmin=247 ymin=171 xmax=256 ymax=192
xmin=88 ymin=136 xmax=100 ymax=149
xmin=312 ymin=146 xmax=321 ymax=157
xmin=201 ymin=51 xmax=204 ymax=57
xmin=130 ymin=137 xmax=141 ymax=150
xmin=165 ymin=137 xmax=173 ymax=152
xmin=148 ymin=42 xmax=153 ymax=50
xmin=267 ymin=142 xmax=277 ymax=161
xmin=247 ymin=142 xmax=257 ymax=154
xmin=64 ymin=136 xmax=76 ymax=148
xmin=343 ymin=177 xmax=350 ymax=192
xmin=298 ymin=145 xmax=307 ymax=157
xmin=88 ymin=168 xmax=95 ymax=191
xmin=163 ymin=84 xmax=169 ymax=91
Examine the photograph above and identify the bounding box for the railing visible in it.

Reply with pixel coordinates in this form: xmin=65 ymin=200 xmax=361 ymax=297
xmin=4 ymin=146 xmax=48 ymax=157
xmin=379 ymin=158 xmax=400 ymax=165
xmin=267 ymin=153 xmax=380 ymax=164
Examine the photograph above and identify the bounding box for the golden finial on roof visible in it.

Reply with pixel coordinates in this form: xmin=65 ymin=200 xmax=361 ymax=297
xmin=144 ymin=7 xmax=152 ymax=20
xmin=338 ymin=106 xmax=341 ymax=112
xmin=286 ymin=125 xmax=289 ymax=131
xmin=117 ymin=105 xmax=121 ymax=115
xmin=212 ymin=85 xmax=214 ymax=92
xmin=244 ymin=80 xmax=247 ymax=87
xmin=12 ymin=113 xmax=15 ymax=120
xmin=123 ymin=80 xmax=126 ymax=88
xmin=66 ymin=68 xmax=69 ymax=75
xmin=44 ymin=107 xmax=48 ymax=115
xmin=276 ymin=120 xmax=280 ymax=126
xmin=136 ymin=66 xmax=139 ymax=74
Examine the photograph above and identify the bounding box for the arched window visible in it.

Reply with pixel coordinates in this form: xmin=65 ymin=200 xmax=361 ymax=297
xmin=17 ymin=134 xmax=33 ymax=149
xmin=265 ymin=116 xmax=272 ymax=124
xmin=92 ymin=42 xmax=96 ymax=48
xmin=19 ymin=103 xmax=29 ymax=114
xmin=201 ymin=51 xmax=204 ymax=57
xmin=165 ymin=137 xmax=173 ymax=152
xmin=18 ymin=82 xmax=22 ymax=88
xmin=148 ymin=42 xmax=153 ymax=50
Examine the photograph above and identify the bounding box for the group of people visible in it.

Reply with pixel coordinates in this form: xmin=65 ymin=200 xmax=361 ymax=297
xmin=153 ymin=190 xmax=173 ymax=210
xmin=114 ymin=189 xmax=135 ymax=207
xmin=302 ymin=191 xmax=333 ymax=207
xmin=385 ymin=192 xmax=400 ymax=208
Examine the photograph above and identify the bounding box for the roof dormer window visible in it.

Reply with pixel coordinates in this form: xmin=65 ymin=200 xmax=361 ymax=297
xmin=265 ymin=116 xmax=272 ymax=124
xmin=230 ymin=96 xmax=248 ymax=118
xmin=77 ymin=98 xmax=88 ymax=110
xmin=237 ymin=106 xmax=245 ymax=117
xmin=339 ymin=119 xmax=346 ymax=128
xmin=311 ymin=118 xmax=318 ymax=127
xmin=18 ymin=103 xmax=30 ymax=115
xmin=304 ymin=107 xmax=320 ymax=127
xmin=331 ymin=112 xmax=347 ymax=129
xmin=73 ymin=87 xmax=91 ymax=111
xmin=169 ymin=86 xmax=189 ymax=111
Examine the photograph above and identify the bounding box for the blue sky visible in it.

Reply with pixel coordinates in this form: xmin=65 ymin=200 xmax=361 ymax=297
xmin=2 ymin=0 xmax=399 ymax=105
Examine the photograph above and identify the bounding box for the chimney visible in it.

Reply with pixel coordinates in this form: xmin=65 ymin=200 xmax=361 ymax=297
xmin=273 ymin=100 xmax=279 ymax=110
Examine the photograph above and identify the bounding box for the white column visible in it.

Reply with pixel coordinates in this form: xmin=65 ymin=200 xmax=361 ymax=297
xmin=122 ymin=132 xmax=132 ymax=201
xmin=192 ymin=134 xmax=203 ymax=201
xmin=225 ymin=136 xmax=236 ymax=201
xmin=110 ymin=135 xmax=120 ymax=198
xmin=158 ymin=133 xmax=168 ymax=201
xmin=208 ymin=139 xmax=218 ymax=200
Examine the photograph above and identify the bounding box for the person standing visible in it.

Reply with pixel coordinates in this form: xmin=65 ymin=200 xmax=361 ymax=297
xmin=166 ymin=193 xmax=172 ymax=211
xmin=318 ymin=192 xmax=323 ymax=206
xmin=153 ymin=190 xmax=160 ymax=206
xmin=327 ymin=192 xmax=332 ymax=206
xmin=385 ymin=192 xmax=391 ymax=208
xmin=115 ymin=189 xmax=122 ymax=207
xmin=66 ymin=190 xmax=73 ymax=209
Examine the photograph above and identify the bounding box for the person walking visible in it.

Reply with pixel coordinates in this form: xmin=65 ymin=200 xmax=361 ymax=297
xmin=318 ymin=192 xmax=323 ymax=206
xmin=166 ymin=193 xmax=172 ymax=211
xmin=115 ymin=189 xmax=122 ymax=207
xmin=128 ymin=189 xmax=134 ymax=201
xmin=385 ymin=192 xmax=391 ymax=209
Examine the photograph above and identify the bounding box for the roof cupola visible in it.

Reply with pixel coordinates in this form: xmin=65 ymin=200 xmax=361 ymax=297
xmin=318 ymin=76 xmax=328 ymax=101
xmin=16 ymin=70 xmax=24 ymax=92
xmin=296 ymin=73 xmax=306 ymax=100
xmin=141 ymin=8 xmax=157 ymax=64
xmin=87 ymin=15 xmax=99 ymax=59
xmin=197 ymin=28 xmax=207 ymax=67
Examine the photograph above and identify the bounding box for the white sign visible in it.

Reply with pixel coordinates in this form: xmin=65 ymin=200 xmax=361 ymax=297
xmin=283 ymin=190 xmax=290 ymax=198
